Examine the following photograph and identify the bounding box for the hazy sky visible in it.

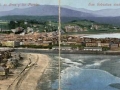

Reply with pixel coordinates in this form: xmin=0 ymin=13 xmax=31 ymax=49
xmin=0 ymin=0 xmax=120 ymax=11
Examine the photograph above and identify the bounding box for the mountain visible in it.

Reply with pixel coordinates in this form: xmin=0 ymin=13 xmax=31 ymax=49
xmin=93 ymin=8 xmax=120 ymax=17
xmin=0 ymin=5 xmax=96 ymax=17
xmin=81 ymin=8 xmax=120 ymax=17
xmin=0 ymin=5 xmax=120 ymax=17
xmin=1 ymin=5 xmax=120 ymax=25
xmin=63 ymin=5 xmax=92 ymax=13
xmin=63 ymin=6 xmax=120 ymax=17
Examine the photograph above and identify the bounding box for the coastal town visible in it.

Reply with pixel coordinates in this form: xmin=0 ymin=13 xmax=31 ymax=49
xmin=1 ymin=19 xmax=120 ymax=86
xmin=1 ymin=32 xmax=120 ymax=51
xmin=0 ymin=21 xmax=120 ymax=52
xmin=0 ymin=19 xmax=120 ymax=81
xmin=1 ymin=1 xmax=120 ymax=90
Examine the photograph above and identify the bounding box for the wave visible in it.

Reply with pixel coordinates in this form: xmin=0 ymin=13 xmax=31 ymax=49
xmin=83 ymin=59 xmax=110 ymax=69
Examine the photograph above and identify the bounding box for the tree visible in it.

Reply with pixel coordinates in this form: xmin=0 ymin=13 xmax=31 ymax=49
xmin=8 ymin=21 xmax=16 ymax=29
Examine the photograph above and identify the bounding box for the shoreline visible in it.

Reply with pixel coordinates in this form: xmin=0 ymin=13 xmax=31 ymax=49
xmin=36 ymin=54 xmax=120 ymax=90
xmin=14 ymin=48 xmax=120 ymax=55
xmin=18 ymin=54 xmax=50 ymax=90
xmin=36 ymin=55 xmax=52 ymax=90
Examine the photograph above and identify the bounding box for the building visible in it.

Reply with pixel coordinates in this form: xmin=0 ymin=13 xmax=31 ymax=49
xmin=1 ymin=41 xmax=20 ymax=47
xmin=65 ymin=42 xmax=77 ymax=45
xmin=65 ymin=25 xmax=83 ymax=32
xmin=84 ymin=47 xmax=102 ymax=51
xmin=0 ymin=66 xmax=5 ymax=76
xmin=90 ymin=24 xmax=101 ymax=30
xmin=0 ymin=66 xmax=9 ymax=79
xmin=52 ymin=46 xmax=71 ymax=50
xmin=84 ymin=38 xmax=92 ymax=42
xmin=41 ymin=41 xmax=52 ymax=46
xmin=11 ymin=27 xmax=24 ymax=34
xmin=100 ymin=43 xmax=110 ymax=47
xmin=110 ymin=44 xmax=119 ymax=49
xmin=86 ymin=43 xmax=98 ymax=47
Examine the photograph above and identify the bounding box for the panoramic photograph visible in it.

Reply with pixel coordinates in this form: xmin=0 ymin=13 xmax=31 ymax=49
xmin=1 ymin=0 xmax=120 ymax=90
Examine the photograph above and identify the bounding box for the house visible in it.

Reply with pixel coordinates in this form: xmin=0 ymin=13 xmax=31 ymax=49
xmin=24 ymin=21 xmax=28 ymax=25
xmin=0 ymin=66 xmax=9 ymax=79
xmin=90 ymin=24 xmax=100 ymax=30
xmin=0 ymin=66 xmax=5 ymax=76
xmin=83 ymin=27 xmax=88 ymax=31
xmin=86 ymin=43 xmax=98 ymax=47
xmin=27 ymin=27 xmax=33 ymax=33
xmin=100 ymin=43 xmax=110 ymax=47
xmin=66 ymin=42 xmax=77 ymax=45
xmin=52 ymin=46 xmax=71 ymax=50
xmin=1 ymin=41 xmax=20 ymax=47
xmin=11 ymin=27 xmax=24 ymax=34
xmin=65 ymin=25 xmax=83 ymax=32
xmin=22 ymin=41 xmax=35 ymax=46
xmin=110 ymin=44 xmax=119 ymax=49
xmin=84 ymin=38 xmax=92 ymax=42
xmin=84 ymin=47 xmax=102 ymax=51
xmin=40 ymin=42 xmax=51 ymax=47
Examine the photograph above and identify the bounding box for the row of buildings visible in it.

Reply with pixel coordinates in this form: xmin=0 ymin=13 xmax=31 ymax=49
xmin=0 ymin=32 xmax=120 ymax=51
xmin=64 ymin=24 xmax=102 ymax=33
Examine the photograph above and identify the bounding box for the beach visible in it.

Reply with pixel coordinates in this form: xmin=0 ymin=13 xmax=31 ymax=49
xmin=1 ymin=53 xmax=120 ymax=90
xmin=0 ymin=53 xmax=50 ymax=90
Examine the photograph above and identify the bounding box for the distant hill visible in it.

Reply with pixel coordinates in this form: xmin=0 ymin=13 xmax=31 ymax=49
xmin=63 ymin=5 xmax=93 ymax=14
xmin=1 ymin=5 xmax=120 ymax=17
xmin=63 ymin=6 xmax=120 ymax=17
xmin=93 ymin=9 xmax=120 ymax=17
xmin=0 ymin=5 xmax=95 ymax=17
xmin=1 ymin=16 xmax=120 ymax=26
xmin=1 ymin=5 xmax=120 ymax=25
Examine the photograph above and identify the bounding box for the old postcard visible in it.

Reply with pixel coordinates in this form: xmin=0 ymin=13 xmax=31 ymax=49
xmin=0 ymin=0 xmax=120 ymax=90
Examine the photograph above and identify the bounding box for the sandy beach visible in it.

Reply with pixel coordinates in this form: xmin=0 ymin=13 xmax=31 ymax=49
xmin=19 ymin=54 xmax=50 ymax=90
xmin=0 ymin=53 xmax=50 ymax=90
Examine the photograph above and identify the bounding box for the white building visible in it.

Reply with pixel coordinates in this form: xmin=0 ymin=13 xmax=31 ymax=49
xmin=52 ymin=46 xmax=71 ymax=50
xmin=84 ymin=47 xmax=102 ymax=51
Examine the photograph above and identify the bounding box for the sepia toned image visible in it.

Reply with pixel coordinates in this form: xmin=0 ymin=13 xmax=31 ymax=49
xmin=0 ymin=0 xmax=120 ymax=90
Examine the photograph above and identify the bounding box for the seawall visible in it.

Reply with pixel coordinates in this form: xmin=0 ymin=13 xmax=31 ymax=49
xmin=13 ymin=48 xmax=120 ymax=55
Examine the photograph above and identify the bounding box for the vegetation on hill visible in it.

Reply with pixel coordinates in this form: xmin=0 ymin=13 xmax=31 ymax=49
xmin=1 ymin=15 xmax=120 ymax=26
xmin=0 ymin=17 xmax=120 ymax=34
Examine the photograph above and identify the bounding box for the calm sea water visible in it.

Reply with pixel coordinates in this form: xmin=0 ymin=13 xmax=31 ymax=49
xmin=51 ymin=54 xmax=120 ymax=90
xmin=83 ymin=33 xmax=120 ymax=39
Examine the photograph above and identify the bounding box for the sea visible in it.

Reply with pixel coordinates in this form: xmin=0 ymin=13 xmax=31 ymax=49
xmin=38 ymin=54 xmax=120 ymax=90
xmin=83 ymin=33 xmax=120 ymax=39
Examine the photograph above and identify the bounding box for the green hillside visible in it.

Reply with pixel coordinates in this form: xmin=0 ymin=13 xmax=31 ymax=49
xmin=0 ymin=18 xmax=120 ymax=34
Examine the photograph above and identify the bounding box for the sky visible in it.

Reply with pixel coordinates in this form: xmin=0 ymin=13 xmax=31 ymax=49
xmin=0 ymin=0 xmax=120 ymax=11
